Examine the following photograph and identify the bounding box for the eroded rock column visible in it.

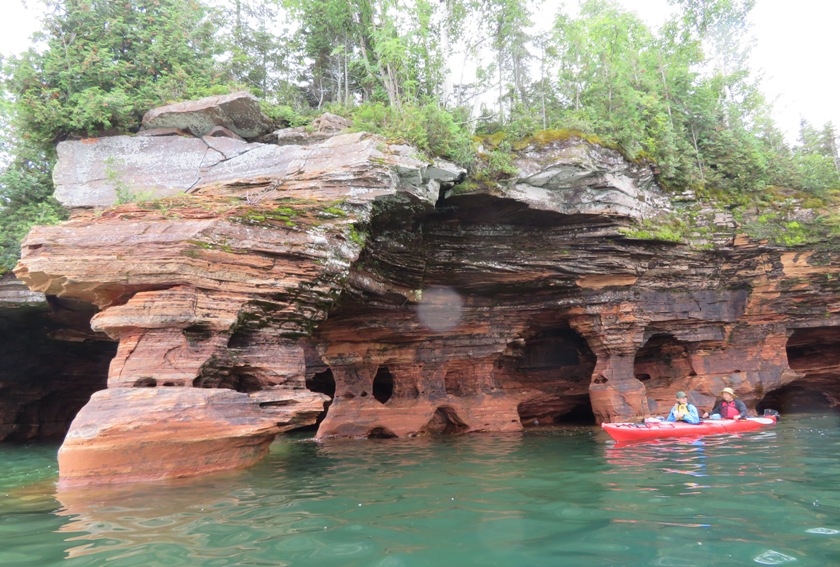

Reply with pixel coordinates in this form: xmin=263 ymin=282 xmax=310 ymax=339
xmin=571 ymin=308 xmax=649 ymax=423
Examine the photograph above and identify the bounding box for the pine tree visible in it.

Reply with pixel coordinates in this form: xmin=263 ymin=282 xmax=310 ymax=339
xmin=0 ymin=0 xmax=233 ymax=273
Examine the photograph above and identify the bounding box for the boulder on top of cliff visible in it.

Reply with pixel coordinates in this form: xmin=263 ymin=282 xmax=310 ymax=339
xmin=494 ymin=134 xmax=669 ymax=219
xmin=311 ymin=112 xmax=352 ymax=133
xmin=257 ymin=112 xmax=353 ymax=146
xmin=140 ymin=91 xmax=272 ymax=140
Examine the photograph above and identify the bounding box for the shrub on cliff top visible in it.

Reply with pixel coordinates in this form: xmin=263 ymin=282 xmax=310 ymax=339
xmin=6 ymin=0 xmax=229 ymax=144
xmin=351 ymin=102 xmax=474 ymax=168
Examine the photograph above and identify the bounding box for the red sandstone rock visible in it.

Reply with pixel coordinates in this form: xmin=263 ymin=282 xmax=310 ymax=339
xmin=8 ymin=104 xmax=840 ymax=486
xmin=58 ymin=387 xmax=327 ymax=486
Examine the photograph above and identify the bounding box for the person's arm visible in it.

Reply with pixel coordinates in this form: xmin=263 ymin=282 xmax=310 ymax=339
xmin=703 ymin=401 xmax=720 ymax=419
xmin=685 ymin=404 xmax=701 ymax=424
xmin=666 ymin=406 xmax=677 ymax=422
xmin=736 ymin=399 xmax=748 ymax=418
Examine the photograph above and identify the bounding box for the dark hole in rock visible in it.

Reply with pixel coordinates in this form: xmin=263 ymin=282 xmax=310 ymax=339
xmin=518 ymin=394 xmax=596 ymax=426
xmin=193 ymin=371 xmax=262 ymax=393
xmin=183 ymin=323 xmax=214 ymax=344
xmin=134 ymin=377 xmax=157 ymax=387
xmin=633 ymin=333 xmax=695 ymax=386
xmin=786 ymin=327 xmax=840 ymax=378
xmin=367 ymin=427 xmax=398 ymax=439
xmin=757 ymin=326 xmax=840 ymax=414
xmin=423 ymin=406 xmax=469 ymax=435
xmin=0 ymin=294 xmax=116 ymax=442
xmin=373 ymin=367 xmax=394 ymax=404
xmin=259 ymin=400 xmax=296 ymax=408
xmin=305 ymin=368 xmax=336 ymax=427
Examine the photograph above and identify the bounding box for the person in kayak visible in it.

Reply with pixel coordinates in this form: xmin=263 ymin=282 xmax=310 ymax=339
xmin=666 ymin=391 xmax=700 ymax=424
xmin=702 ymin=387 xmax=747 ymax=420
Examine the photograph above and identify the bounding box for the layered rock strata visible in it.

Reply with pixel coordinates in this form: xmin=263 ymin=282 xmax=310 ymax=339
xmin=10 ymin=94 xmax=840 ymax=485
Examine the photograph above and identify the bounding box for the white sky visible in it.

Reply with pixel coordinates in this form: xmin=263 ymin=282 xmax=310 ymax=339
xmin=1 ymin=0 xmax=837 ymax=144
xmin=570 ymin=0 xmax=840 ymax=144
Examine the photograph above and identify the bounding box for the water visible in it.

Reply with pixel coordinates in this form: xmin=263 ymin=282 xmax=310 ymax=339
xmin=2 ymin=414 xmax=840 ymax=566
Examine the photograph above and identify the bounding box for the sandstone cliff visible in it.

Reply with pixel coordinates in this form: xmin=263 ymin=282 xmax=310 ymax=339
xmin=6 ymin=92 xmax=839 ymax=485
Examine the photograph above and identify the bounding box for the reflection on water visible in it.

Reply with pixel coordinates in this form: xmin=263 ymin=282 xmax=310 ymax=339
xmin=1 ymin=415 xmax=840 ymax=566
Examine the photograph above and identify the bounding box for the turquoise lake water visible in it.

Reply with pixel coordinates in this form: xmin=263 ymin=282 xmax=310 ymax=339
xmin=2 ymin=414 xmax=839 ymax=566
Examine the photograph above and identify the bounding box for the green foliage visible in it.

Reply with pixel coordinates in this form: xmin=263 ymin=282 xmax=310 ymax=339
xmin=619 ymin=215 xmax=687 ymax=243
xmin=740 ymin=214 xmax=817 ymax=247
xmin=259 ymin=102 xmax=312 ymax=128
xmin=0 ymin=199 xmax=67 ymax=275
xmin=0 ymin=141 xmax=66 ymax=274
xmin=216 ymin=0 xmax=303 ymax=104
xmin=6 ymin=0 xmax=230 ymax=143
xmin=351 ymin=102 xmax=474 ymax=167
xmin=283 ymin=0 xmax=448 ymax=109
xmin=0 ymin=0 xmax=238 ymax=270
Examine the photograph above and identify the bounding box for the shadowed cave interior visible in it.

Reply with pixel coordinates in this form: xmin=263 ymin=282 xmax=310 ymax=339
xmin=758 ymin=327 xmax=840 ymax=414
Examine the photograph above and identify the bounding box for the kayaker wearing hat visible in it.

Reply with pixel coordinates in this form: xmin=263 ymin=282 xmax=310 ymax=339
xmin=666 ymin=391 xmax=700 ymax=424
xmin=702 ymin=387 xmax=747 ymax=420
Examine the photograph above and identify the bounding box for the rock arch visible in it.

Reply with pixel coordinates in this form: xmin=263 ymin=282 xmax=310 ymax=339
xmin=633 ymin=333 xmax=695 ymax=385
xmin=423 ymin=406 xmax=469 ymax=435
xmin=512 ymin=324 xmax=597 ymax=425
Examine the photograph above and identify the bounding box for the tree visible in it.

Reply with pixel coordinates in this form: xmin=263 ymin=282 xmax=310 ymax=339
xmin=482 ymin=0 xmax=532 ymax=124
xmin=284 ymin=0 xmax=450 ymax=109
xmin=217 ymin=0 xmax=302 ymax=104
xmin=7 ymin=0 xmax=226 ymax=144
xmin=1 ymin=0 xmax=233 ymax=273
xmin=795 ymin=120 xmax=840 ymax=193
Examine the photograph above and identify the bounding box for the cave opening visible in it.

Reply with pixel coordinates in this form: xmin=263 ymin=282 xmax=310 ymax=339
xmin=307 ymin=369 xmax=336 ymax=398
xmin=757 ymin=327 xmax=840 ymax=414
xmin=517 ymin=394 xmax=596 ymax=426
xmin=193 ymin=368 xmax=263 ymax=392
xmin=514 ymin=324 xmax=598 ymax=426
xmin=0 ymin=296 xmax=116 ymax=443
xmin=757 ymin=383 xmax=832 ymax=414
xmin=633 ymin=333 xmax=695 ymax=386
xmin=372 ymin=366 xmax=394 ymax=404
xmin=422 ymin=406 xmax=469 ymax=435
xmin=306 ymin=368 xmax=336 ymax=427
xmin=367 ymin=426 xmax=398 ymax=439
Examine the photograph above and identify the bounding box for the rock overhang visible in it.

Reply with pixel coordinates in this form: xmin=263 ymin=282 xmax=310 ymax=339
xmin=7 ymin=94 xmax=840 ymax=485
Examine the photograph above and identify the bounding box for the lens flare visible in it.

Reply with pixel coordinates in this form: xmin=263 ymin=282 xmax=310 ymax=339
xmin=416 ymin=286 xmax=463 ymax=332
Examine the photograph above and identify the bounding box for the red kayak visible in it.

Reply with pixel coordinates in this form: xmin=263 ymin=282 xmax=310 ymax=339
xmin=602 ymin=416 xmax=777 ymax=442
